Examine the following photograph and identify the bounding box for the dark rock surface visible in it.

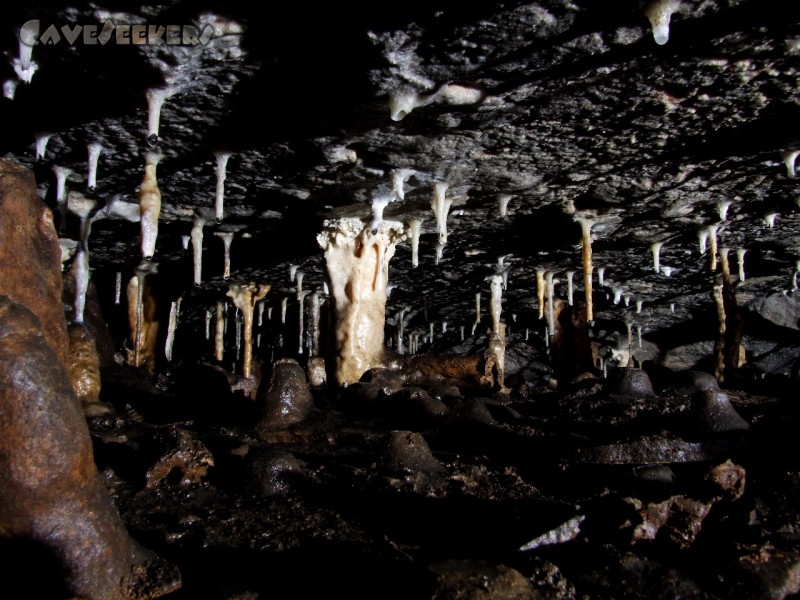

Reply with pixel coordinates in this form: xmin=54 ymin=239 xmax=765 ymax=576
xmin=256 ymin=357 xmax=315 ymax=434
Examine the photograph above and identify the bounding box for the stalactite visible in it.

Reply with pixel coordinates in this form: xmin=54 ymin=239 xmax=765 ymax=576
xmin=281 ymin=297 xmax=288 ymax=324
xmin=597 ymin=266 xmax=605 ymax=287
xmin=407 ymin=219 xmax=422 ymax=268
xmin=146 ymin=86 xmax=175 ymax=146
xmin=258 ymin=301 xmax=265 ymax=327
xmin=545 ymin=271 xmax=556 ymax=341
xmin=34 ymin=132 xmax=52 ymax=161
xmin=114 ymin=271 xmax=122 ymax=305
xmin=205 ymin=309 xmax=212 ymax=340
xmin=651 ymin=241 xmax=663 ymax=273
xmin=698 ymin=229 xmax=709 ymax=254
xmin=191 ymin=216 xmax=206 ymax=285
xmin=497 ymin=194 xmax=512 ymax=217
xmin=53 ymin=165 xmax=73 ymax=231
xmin=708 ymin=224 xmax=719 ymax=272
xmin=430 ymin=182 xmax=452 ymax=244
xmin=566 ymin=271 xmax=575 ymax=305
xmin=215 ymin=301 xmax=225 ymax=362
xmin=737 ymin=248 xmax=747 ymax=282
xmin=578 ymin=218 xmax=594 ymax=322
xmin=536 ymin=269 xmax=545 ymax=320
xmin=73 ymin=246 xmax=90 ymax=324
xmin=87 ymin=143 xmax=103 ymax=192
xmin=214 ymin=152 xmax=233 ymax=222
xmin=297 ymin=290 xmax=310 ymax=355
xmin=165 ymin=301 xmax=178 ymax=362
xmin=309 ymin=291 xmax=322 ymax=357
xmin=139 ymin=152 xmax=162 ymax=260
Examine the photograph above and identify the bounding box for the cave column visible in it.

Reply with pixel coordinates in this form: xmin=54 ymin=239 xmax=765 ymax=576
xmin=317 ymin=217 xmax=405 ymax=386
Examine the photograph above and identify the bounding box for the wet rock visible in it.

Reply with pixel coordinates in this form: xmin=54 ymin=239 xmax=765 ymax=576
xmin=529 ymin=558 xmax=576 ymax=599
xmin=608 ymin=368 xmax=655 ymax=397
xmin=729 ymin=543 xmax=800 ymax=599
xmin=63 ymin=274 xmax=116 ymax=369
xmin=256 ymin=358 xmax=314 ymax=435
xmin=751 ymin=293 xmax=800 ymax=331
xmin=679 ymin=371 xmax=720 ymax=393
xmin=694 ymin=390 xmax=750 ymax=433
xmin=307 ymin=356 xmax=327 ymax=388
xmin=360 ymin=366 xmax=405 ymax=393
xmin=574 ymin=436 xmax=732 ymax=465
xmin=0 ymin=160 xmax=69 ymax=364
xmin=145 ymin=428 xmax=214 ymax=489
xmin=0 ymin=297 xmax=180 ymax=599
xmin=452 ymin=398 xmax=497 ymax=427
xmin=386 ymin=386 xmax=450 ymax=427
xmin=339 ymin=381 xmax=389 ymax=413
xmin=633 ymin=466 xmax=676 ymax=484
xmin=246 ymin=448 xmax=305 ymax=496
xmin=705 ymin=460 xmax=746 ymax=501
xmin=633 ymin=495 xmax=713 ymax=548
xmin=381 ymin=431 xmax=445 ymax=475
xmin=65 ymin=323 xmax=110 ymax=415
xmin=429 ymin=560 xmax=537 ymax=600
xmin=662 ymin=341 xmax=715 ymax=371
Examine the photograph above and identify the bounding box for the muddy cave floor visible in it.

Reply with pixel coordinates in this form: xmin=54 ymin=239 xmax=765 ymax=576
xmin=12 ymin=361 xmax=800 ymax=599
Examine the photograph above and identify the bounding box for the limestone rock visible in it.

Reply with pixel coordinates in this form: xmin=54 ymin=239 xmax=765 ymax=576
xmin=381 ymin=430 xmax=445 ymax=475
xmin=256 ymin=358 xmax=314 ymax=435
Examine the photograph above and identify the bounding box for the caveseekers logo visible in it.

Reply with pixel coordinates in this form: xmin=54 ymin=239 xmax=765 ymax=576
xmin=19 ymin=19 xmax=216 ymax=47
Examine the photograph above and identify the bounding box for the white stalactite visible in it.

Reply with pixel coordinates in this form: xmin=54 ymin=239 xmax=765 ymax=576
xmin=165 ymin=301 xmax=178 ymax=362
xmin=737 ymin=248 xmax=747 ymax=282
xmin=34 ymin=132 xmax=52 ymax=161
xmin=644 ymin=0 xmax=680 ymax=45
xmin=114 ymin=271 xmax=122 ymax=305
xmin=214 ymin=232 xmax=235 ymax=279
xmin=73 ymin=247 xmax=90 ymax=324
xmin=408 ymin=219 xmax=422 ymax=268
xmin=214 ymin=151 xmax=233 ymax=222
xmin=651 ymin=241 xmax=663 ymax=273
xmin=191 ymin=216 xmax=206 ymax=285
xmin=497 ymin=194 xmax=512 ymax=218
xmin=566 ymin=271 xmax=575 ymax=305
xmin=87 ymin=142 xmax=103 ymax=191
xmin=430 ymin=182 xmax=452 ymax=244
xmin=139 ymin=152 xmax=162 ymax=260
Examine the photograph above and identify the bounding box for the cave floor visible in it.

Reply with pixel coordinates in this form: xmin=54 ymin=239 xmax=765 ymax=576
xmin=23 ymin=366 xmax=800 ymax=599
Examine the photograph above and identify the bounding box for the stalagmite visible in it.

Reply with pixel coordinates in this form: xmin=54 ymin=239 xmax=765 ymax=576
xmin=578 ymin=218 xmax=594 ymax=322
xmin=781 ymin=149 xmax=800 ymax=178
xmin=407 ymin=219 xmax=422 ymax=268
xmin=86 ymin=143 xmax=103 ymax=192
xmin=53 ymin=165 xmax=73 ymax=229
xmin=545 ymin=272 xmax=556 ymax=340
xmin=214 ymin=301 xmax=225 ymax=362
xmin=566 ymin=271 xmax=575 ymax=305
xmin=497 ymin=194 xmax=512 ymax=217
xmin=699 ymin=229 xmax=709 ymax=254
xmin=488 ymin=273 xmax=506 ymax=389
xmin=214 ymin=231 xmax=235 ymax=279
xmin=165 ymin=301 xmax=178 ymax=362
xmin=737 ymin=248 xmax=747 ymax=282
xmin=536 ymin=269 xmax=545 ymax=319
xmin=489 ymin=274 xmax=503 ymax=337
xmin=297 ymin=290 xmax=310 ymax=355
xmin=597 ymin=267 xmax=605 ymax=287
xmin=34 ymin=132 xmax=52 ymax=161
xmin=661 ymin=266 xmax=676 ymax=277
xmin=191 ymin=216 xmax=206 ymax=285
xmin=651 ymin=241 xmax=663 ymax=273
xmin=317 ymin=217 xmax=405 ymax=386
xmin=227 ymin=283 xmax=270 ymax=378
xmin=214 ymin=152 xmax=233 ymax=222
xmin=644 ymin=0 xmax=680 ymax=45
xmin=205 ymin=309 xmax=212 ymax=340
xmin=708 ymin=224 xmax=719 ymax=272
xmin=139 ymin=152 xmax=162 ymax=260
xmin=281 ymin=297 xmax=288 ymax=324
xmin=114 ymin=271 xmax=121 ymax=305
xmin=430 ymin=182 xmax=452 ymax=244
xmin=146 ymin=86 xmax=175 ymax=145
xmin=72 ymin=246 xmax=90 ymax=324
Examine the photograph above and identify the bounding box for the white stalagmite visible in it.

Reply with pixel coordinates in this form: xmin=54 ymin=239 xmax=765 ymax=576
xmin=139 ymin=152 xmax=162 ymax=260
xmin=545 ymin=271 xmax=556 ymax=340
xmin=87 ymin=142 xmax=103 ymax=191
xmin=317 ymin=217 xmax=405 ymax=386
xmin=708 ymin=224 xmax=719 ymax=271
xmin=191 ymin=216 xmax=206 ymax=285
xmin=497 ymin=194 xmax=512 ymax=218
xmin=165 ymin=301 xmax=178 ymax=362
xmin=214 ymin=231 xmax=235 ymax=279
xmin=651 ymin=241 xmax=663 ymax=273
xmin=214 ymin=301 xmax=224 ymax=362
xmin=73 ymin=246 xmax=90 ymax=324
xmin=34 ymin=132 xmax=52 ymax=161
xmin=644 ymin=0 xmax=680 ymax=45
xmin=114 ymin=271 xmax=122 ymax=305
xmin=699 ymin=229 xmax=709 ymax=254
xmin=536 ymin=269 xmax=545 ymax=319
xmin=737 ymin=248 xmax=747 ymax=282
xmin=214 ymin=152 xmax=233 ymax=222
xmin=281 ymin=297 xmax=288 ymax=324
xmin=146 ymin=87 xmax=175 ymax=145
xmin=577 ymin=218 xmax=595 ymax=322
xmin=430 ymin=182 xmax=452 ymax=244
xmin=566 ymin=271 xmax=575 ymax=305
xmin=227 ymin=283 xmax=270 ymax=378
xmin=205 ymin=309 xmax=212 ymax=340
xmin=782 ymin=150 xmax=800 ymax=178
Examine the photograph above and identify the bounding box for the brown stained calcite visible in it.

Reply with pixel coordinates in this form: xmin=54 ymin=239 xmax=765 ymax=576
xmin=66 ymin=323 xmax=103 ymax=408
xmin=126 ymin=274 xmax=160 ymax=371
xmin=0 ymin=297 xmax=180 ymax=599
xmin=0 ymin=159 xmax=69 ymax=364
